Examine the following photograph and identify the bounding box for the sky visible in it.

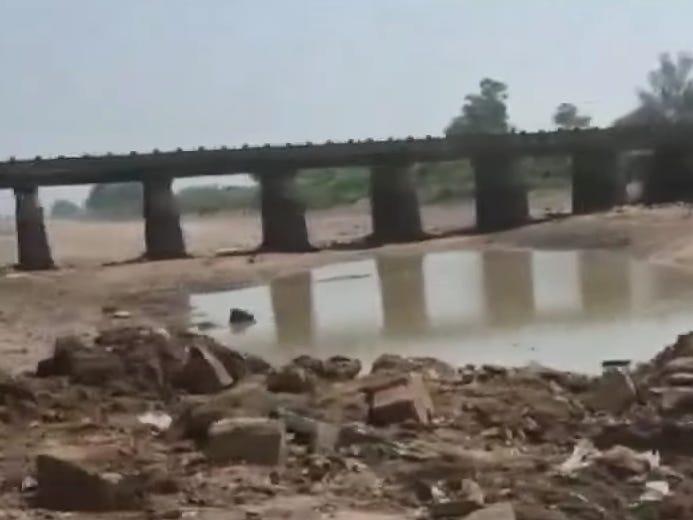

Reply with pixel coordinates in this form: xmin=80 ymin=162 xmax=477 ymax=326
xmin=0 ymin=0 xmax=692 ymax=214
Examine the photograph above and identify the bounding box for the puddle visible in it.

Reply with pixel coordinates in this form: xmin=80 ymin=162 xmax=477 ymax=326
xmin=190 ymin=249 xmax=693 ymax=373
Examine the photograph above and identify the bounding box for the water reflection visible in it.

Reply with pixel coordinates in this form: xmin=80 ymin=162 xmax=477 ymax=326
xmin=377 ymin=255 xmax=429 ymax=337
xmin=190 ymin=249 xmax=693 ymax=373
xmin=482 ymin=250 xmax=535 ymax=327
xmin=270 ymin=272 xmax=314 ymax=347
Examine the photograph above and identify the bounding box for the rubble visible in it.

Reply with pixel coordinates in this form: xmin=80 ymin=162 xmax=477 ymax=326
xmin=203 ymin=417 xmax=286 ymax=465
xmin=366 ymin=373 xmax=434 ymax=426
xmin=35 ymin=452 xmax=144 ymax=511
xmin=8 ymin=324 xmax=693 ymax=518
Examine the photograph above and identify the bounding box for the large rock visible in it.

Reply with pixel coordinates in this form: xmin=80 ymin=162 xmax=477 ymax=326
xmin=35 ymin=454 xmax=144 ymax=511
xmin=371 ymin=354 xmax=458 ymax=381
xmin=276 ymin=409 xmax=340 ymax=454
xmin=366 ymin=374 xmax=434 ymax=426
xmin=267 ymin=365 xmax=316 ymax=394
xmin=462 ymin=502 xmax=515 ymax=520
xmin=204 ymin=417 xmax=286 ymax=465
xmin=663 ymin=356 xmax=693 ymax=374
xmin=584 ymin=369 xmax=637 ymax=414
xmin=657 ymin=387 xmax=693 ymax=414
xmin=174 ymin=345 xmax=234 ymax=394
xmin=321 ymin=356 xmax=362 ymax=381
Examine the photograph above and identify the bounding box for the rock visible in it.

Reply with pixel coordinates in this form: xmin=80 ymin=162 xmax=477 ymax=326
xmin=291 ymin=355 xmax=325 ymax=374
xmin=584 ymin=368 xmax=637 ymax=414
xmin=371 ymin=354 xmax=458 ymax=381
xmin=0 ymin=370 xmax=36 ymax=404
xmin=431 ymin=479 xmax=485 ymax=518
xmin=321 ymin=356 xmax=361 ymax=381
xmin=174 ymin=345 xmax=234 ymax=394
xmin=35 ymin=454 xmax=144 ymax=511
xmin=204 ymin=417 xmax=286 ymax=465
xmin=657 ymin=387 xmax=693 ymax=414
xmin=229 ymin=308 xmax=255 ymax=324
xmin=597 ymin=445 xmax=655 ymax=477
xmin=277 ymin=410 xmax=340 ymax=454
xmin=462 ymin=502 xmax=515 ymax=520
xmin=663 ymin=356 xmax=693 ymax=374
xmin=664 ymin=372 xmax=693 ymax=386
xmin=267 ymin=365 xmax=316 ymax=394
xmin=367 ymin=374 xmax=434 ymax=426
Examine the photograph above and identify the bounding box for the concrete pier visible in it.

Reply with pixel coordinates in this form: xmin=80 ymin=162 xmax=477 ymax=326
xmin=572 ymin=148 xmax=625 ymax=214
xmin=143 ymin=177 xmax=186 ymax=260
xmin=643 ymin=147 xmax=693 ymax=204
xmin=259 ymin=170 xmax=311 ymax=252
xmin=369 ymin=163 xmax=423 ymax=243
xmin=472 ymin=152 xmax=528 ymax=231
xmin=14 ymin=186 xmax=54 ymax=270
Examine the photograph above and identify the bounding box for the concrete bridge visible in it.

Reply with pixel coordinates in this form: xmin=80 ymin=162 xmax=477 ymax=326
xmin=1 ymin=124 xmax=692 ymax=270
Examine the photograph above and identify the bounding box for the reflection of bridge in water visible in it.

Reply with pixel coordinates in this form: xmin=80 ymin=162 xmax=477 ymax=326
xmin=250 ymin=250 xmax=693 ymax=351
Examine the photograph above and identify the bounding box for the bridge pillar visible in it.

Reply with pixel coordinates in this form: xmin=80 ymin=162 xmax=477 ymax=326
xmin=472 ymin=152 xmax=528 ymax=231
xmin=643 ymin=147 xmax=693 ymax=204
xmin=259 ymin=169 xmax=312 ymax=252
xmin=369 ymin=163 xmax=423 ymax=243
xmin=571 ymin=148 xmax=625 ymax=214
xmin=14 ymin=186 xmax=54 ymax=270
xmin=143 ymin=177 xmax=186 ymax=260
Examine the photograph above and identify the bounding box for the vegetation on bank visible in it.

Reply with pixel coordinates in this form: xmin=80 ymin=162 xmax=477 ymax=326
xmin=51 ymin=51 xmax=693 ymax=219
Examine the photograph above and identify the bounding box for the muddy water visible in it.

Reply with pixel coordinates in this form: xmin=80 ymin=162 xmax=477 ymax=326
xmin=190 ymin=250 xmax=693 ymax=373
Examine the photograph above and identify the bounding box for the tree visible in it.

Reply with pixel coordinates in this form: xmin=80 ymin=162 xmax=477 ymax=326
xmin=618 ymin=52 xmax=693 ymax=125
xmin=85 ymin=183 xmax=143 ymax=218
xmin=553 ymin=103 xmax=591 ymax=129
xmin=50 ymin=199 xmax=81 ymax=219
xmin=445 ymin=78 xmax=510 ymax=135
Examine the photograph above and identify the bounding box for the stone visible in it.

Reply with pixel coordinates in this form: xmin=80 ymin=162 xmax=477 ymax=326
xmin=367 ymin=374 xmax=433 ymax=426
xmin=174 ymin=345 xmax=234 ymax=394
xmin=267 ymin=365 xmax=316 ymax=394
xmin=35 ymin=454 xmax=144 ymax=511
xmin=658 ymin=387 xmax=693 ymax=414
xmin=204 ymin=417 xmax=286 ymax=465
xmin=664 ymin=372 xmax=693 ymax=386
xmin=229 ymin=308 xmax=255 ymax=324
xmin=462 ymin=502 xmax=515 ymax=520
xmin=291 ymin=355 xmax=325 ymax=374
xmin=664 ymin=357 xmax=693 ymax=374
xmin=0 ymin=370 xmax=36 ymax=404
xmin=277 ymin=410 xmax=340 ymax=454
xmin=371 ymin=354 xmax=458 ymax=381
xmin=584 ymin=368 xmax=637 ymax=414
xmin=597 ymin=445 xmax=653 ymax=477
xmin=431 ymin=479 xmax=484 ymax=517
xmin=322 ymin=356 xmax=361 ymax=381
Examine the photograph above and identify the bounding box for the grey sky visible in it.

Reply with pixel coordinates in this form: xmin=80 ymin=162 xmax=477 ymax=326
xmin=0 ymin=0 xmax=691 ymax=213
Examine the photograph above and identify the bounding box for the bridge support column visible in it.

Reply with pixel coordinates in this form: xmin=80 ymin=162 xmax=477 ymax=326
xmin=143 ymin=177 xmax=186 ymax=260
xmin=643 ymin=147 xmax=692 ymax=204
xmin=369 ymin=163 xmax=423 ymax=243
xmin=472 ymin=152 xmax=528 ymax=231
xmin=571 ymin=148 xmax=625 ymax=214
xmin=14 ymin=186 xmax=54 ymax=270
xmin=259 ymin=169 xmax=312 ymax=252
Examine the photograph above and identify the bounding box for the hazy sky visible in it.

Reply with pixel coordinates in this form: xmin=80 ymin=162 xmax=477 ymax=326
xmin=0 ymin=0 xmax=691 ymax=212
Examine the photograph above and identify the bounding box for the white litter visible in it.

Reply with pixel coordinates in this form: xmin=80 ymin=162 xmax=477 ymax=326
xmin=639 ymin=480 xmax=670 ymax=502
xmin=557 ymin=439 xmax=600 ymax=475
xmin=137 ymin=411 xmax=172 ymax=432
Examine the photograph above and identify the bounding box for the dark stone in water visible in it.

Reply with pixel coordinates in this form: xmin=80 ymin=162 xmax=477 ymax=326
xmin=229 ymin=308 xmax=255 ymax=324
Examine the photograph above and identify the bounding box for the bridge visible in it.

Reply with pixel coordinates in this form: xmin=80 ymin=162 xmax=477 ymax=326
xmin=1 ymin=124 xmax=692 ymax=270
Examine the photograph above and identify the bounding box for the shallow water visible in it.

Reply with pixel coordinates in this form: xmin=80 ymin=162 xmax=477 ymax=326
xmin=190 ymin=249 xmax=693 ymax=374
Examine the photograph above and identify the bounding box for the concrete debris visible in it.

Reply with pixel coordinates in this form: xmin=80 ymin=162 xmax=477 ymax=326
xmin=640 ymin=480 xmax=670 ymax=502
xmin=35 ymin=454 xmax=144 ymax=511
xmin=584 ymin=367 xmax=637 ymax=414
xmin=321 ymin=355 xmax=362 ymax=381
xmin=175 ymin=345 xmax=234 ymax=394
xmin=203 ymin=417 xmax=286 ymax=465
xmin=267 ymin=365 xmax=316 ymax=393
xmin=366 ymin=373 xmax=433 ymax=426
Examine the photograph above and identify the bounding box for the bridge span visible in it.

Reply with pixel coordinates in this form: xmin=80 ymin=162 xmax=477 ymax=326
xmin=1 ymin=124 xmax=692 ymax=270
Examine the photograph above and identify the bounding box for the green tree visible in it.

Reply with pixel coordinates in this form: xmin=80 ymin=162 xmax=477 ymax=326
xmin=50 ymin=199 xmax=81 ymax=219
xmin=85 ymin=183 xmax=143 ymax=218
xmin=553 ymin=103 xmax=591 ymax=129
xmin=619 ymin=52 xmax=693 ymax=125
xmin=445 ymin=78 xmax=510 ymax=135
